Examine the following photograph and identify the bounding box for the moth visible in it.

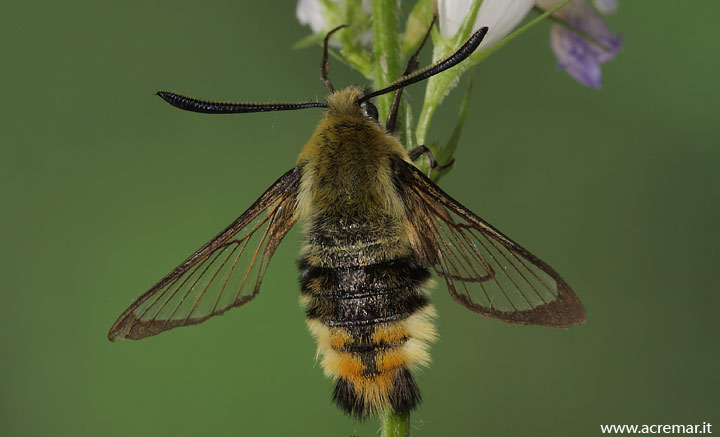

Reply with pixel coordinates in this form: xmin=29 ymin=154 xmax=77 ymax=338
xmin=108 ymin=25 xmax=585 ymax=419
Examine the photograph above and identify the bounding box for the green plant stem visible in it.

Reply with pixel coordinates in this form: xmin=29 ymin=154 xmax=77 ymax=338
xmin=371 ymin=0 xmax=401 ymax=123
xmin=380 ymin=410 xmax=410 ymax=437
xmin=415 ymin=0 xmax=482 ymax=145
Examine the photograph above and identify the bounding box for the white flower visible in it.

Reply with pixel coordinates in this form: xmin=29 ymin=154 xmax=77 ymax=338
xmin=437 ymin=0 xmax=535 ymax=48
xmin=296 ymin=0 xmax=372 ymax=34
xmin=296 ymin=0 xmax=328 ymax=34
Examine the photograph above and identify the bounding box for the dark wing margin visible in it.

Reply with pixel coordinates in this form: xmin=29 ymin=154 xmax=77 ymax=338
xmin=395 ymin=159 xmax=585 ymax=328
xmin=108 ymin=167 xmax=300 ymax=341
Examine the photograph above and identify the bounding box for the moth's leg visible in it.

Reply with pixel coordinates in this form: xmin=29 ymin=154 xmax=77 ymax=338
xmin=408 ymin=145 xmax=455 ymax=177
xmin=321 ymin=25 xmax=347 ymax=93
xmin=386 ymin=16 xmax=436 ymax=133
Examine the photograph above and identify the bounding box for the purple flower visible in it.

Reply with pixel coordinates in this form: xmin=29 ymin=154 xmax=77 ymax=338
xmin=537 ymin=0 xmax=622 ymax=88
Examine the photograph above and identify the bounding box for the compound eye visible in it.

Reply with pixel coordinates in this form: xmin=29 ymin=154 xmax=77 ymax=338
xmin=361 ymin=101 xmax=379 ymax=123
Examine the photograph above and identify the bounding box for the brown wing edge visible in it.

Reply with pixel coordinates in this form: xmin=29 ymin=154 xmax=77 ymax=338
xmin=107 ymin=167 xmax=300 ymax=341
xmin=395 ymin=158 xmax=586 ymax=328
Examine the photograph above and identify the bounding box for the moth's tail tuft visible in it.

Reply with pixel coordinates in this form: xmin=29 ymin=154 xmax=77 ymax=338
xmin=332 ymin=368 xmax=421 ymax=420
xmin=389 ymin=368 xmax=421 ymax=414
xmin=333 ymin=377 xmax=363 ymax=418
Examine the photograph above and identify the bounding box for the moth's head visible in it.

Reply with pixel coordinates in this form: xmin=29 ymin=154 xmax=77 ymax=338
xmin=319 ymin=25 xmax=487 ymax=129
xmin=326 ymin=86 xmax=379 ymax=123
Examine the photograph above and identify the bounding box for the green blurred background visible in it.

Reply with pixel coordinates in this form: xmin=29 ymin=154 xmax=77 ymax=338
xmin=2 ymin=1 xmax=718 ymax=436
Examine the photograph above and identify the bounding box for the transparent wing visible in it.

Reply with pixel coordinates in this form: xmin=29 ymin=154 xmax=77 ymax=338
xmin=108 ymin=168 xmax=300 ymax=341
xmin=396 ymin=160 xmax=585 ymax=327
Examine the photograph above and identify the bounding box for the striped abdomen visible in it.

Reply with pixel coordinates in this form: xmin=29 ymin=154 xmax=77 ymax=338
xmin=299 ymin=214 xmax=436 ymax=418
